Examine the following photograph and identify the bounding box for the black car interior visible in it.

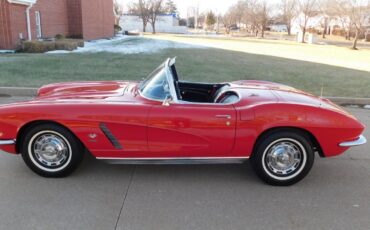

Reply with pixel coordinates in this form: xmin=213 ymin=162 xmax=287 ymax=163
xmin=170 ymin=64 xmax=239 ymax=104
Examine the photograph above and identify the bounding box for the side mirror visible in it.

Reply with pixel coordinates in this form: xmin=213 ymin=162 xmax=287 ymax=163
xmin=162 ymin=95 xmax=173 ymax=106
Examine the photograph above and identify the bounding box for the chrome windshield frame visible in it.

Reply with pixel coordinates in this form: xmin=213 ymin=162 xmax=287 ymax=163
xmin=138 ymin=58 xmax=178 ymax=103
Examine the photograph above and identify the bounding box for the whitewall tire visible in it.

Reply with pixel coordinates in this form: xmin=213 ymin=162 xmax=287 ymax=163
xmin=21 ymin=124 xmax=84 ymax=177
xmin=251 ymin=130 xmax=315 ymax=186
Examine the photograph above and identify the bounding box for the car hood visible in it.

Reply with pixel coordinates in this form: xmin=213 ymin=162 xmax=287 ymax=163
xmin=36 ymin=81 xmax=139 ymax=101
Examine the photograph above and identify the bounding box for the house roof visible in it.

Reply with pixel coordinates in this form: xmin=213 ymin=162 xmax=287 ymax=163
xmin=123 ymin=13 xmax=178 ymax=18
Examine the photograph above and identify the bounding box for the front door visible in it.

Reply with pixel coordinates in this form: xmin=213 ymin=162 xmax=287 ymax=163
xmin=148 ymin=103 xmax=236 ymax=157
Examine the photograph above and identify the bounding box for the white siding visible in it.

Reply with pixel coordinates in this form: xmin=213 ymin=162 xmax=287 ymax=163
xmin=120 ymin=15 xmax=187 ymax=34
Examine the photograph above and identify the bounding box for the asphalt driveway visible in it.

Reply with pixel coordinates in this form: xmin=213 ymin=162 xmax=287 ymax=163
xmin=0 ymin=96 xmax=369 ymax=230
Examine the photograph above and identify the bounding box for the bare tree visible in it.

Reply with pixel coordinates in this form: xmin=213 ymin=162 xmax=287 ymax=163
xmin=221 ymin=10 xmax=237 ymax=34
xmin=114 ymin=0 xmax=124 ymax=19
xmin=233 ymin=0 xmax=248 ymax=26
xmin=244 ymin=0 xmax=260 ymax=36
xmin=297 ymin=0 xmax=320 ymax=42
xmin=335 ymin=0 xmax=370 ymax=49
xmin=347 ymin=0 xmax=369 ymax=49
xmin=257 ymin=1 xmax=271 ymax=38
xmin=148 ymin=0 xmax=165 ymax=34
xmin=129 ymin=0 xmax=150 ymax=32
xmin=320 ymin=16 xmax=329 ymax=38
xmin=197 ymin=13 xmax=206 ymax=28
xmin=327 ymin=0 xmax=369 ymax=49
xmin=280 ymin=0 xmax=297 ymax=35
xmin=324 ymin=0 xmax=351 ymax=39
xmin=226 ymin=0 xmax=271 ymax=37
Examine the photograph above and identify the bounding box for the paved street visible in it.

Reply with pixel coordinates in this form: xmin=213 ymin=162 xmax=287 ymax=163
xmin=0 ymin=96 xmax=369 ymax=230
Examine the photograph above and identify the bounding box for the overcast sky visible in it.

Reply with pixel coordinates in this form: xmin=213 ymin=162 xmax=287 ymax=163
xmin=117 ymin=0 xmax=370 ymax=18
xmin=118 ymin=0 xmax=246 ymax=17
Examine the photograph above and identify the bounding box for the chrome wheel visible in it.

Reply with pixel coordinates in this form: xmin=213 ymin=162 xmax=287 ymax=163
xmin=266 ymin=141 xmax=302 ymax=175
xmin=28 ymin=131 xmax=72 ymax=172
xmin=262 ymin=138 xmax=307 ymax=181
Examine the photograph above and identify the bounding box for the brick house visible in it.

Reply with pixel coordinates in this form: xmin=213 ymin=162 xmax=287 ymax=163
xmin=0 ymin=0 xmax=115 ymax=50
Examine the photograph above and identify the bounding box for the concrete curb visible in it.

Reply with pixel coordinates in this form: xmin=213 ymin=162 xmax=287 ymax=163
xmin=0 ymin=87 xmax=369 ymax=106
xmin=0 ymin=87 xmax=37 ymax=97
xmin=326 ymin=97 xmax=370 ymax=106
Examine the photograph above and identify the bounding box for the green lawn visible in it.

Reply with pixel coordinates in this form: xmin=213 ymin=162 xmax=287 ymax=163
xmin=1 ymin=48 xmax=370 ymax=97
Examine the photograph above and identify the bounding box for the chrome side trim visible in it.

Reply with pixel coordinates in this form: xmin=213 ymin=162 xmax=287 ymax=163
xmin=97 ymin=156 xmax=250 ymax=160
xmin=339 ymin=135 xmax=367 ymax=147
xmin=96 ymin=156 xmax=249 ymax=165
xmin=0 ymin=139 xmax=16 ymax=145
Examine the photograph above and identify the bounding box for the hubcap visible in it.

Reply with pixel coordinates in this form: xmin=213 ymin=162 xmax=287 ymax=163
xmin=32 ymin=133 xmax=69 ymax=168
xmin=265 ymin=141 xmax=302 ymax=176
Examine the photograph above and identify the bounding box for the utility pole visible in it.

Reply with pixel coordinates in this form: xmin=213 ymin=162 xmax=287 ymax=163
xmin=215 ymin=8 xmax=219 ymax=34
xmin=195 ymin=1 xmax=199 ymax=31
xmin=217 ymin=14 xmax=220 ymax=33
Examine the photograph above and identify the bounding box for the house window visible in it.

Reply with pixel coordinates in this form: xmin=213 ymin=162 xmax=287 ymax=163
xmin=35 ymin=11 xmax=42 ymax=39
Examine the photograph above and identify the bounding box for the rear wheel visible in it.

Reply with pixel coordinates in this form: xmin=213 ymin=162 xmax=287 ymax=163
xmin=251 ymin=131 xmax=315 ymax=186
xmin=20 ymin=124 xmax=84 ymax=177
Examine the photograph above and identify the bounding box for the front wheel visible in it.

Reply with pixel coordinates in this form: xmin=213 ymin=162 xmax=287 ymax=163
xmin=251 ymin=131 xmax=315 ymax=186
xmin=20 ymin=124 xmax=84 ymax=177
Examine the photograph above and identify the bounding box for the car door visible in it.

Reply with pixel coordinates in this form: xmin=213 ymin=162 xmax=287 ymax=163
xmin=147 ymin=103 xmax=236 ymax=157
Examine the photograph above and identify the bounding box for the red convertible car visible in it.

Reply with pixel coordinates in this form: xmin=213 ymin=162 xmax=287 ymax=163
xmin=0 ymin=58 xmax=366 ymax=185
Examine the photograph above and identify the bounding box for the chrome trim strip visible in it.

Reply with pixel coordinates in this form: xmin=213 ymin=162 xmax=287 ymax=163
xmin=96 ymin=156 xmax=250 ymax=160
xmin=137 ymin=58 xmax=179 ymax=104
xmin=96 ymin=156 xmax=250 ymax=165
xmin=0 ymin=139 xmax=16 ymax=145
xmin=339 ymin=135 xmax=367 ymax=147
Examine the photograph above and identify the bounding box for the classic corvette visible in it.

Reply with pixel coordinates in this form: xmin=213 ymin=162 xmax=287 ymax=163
xmin=0 ymin=58 xmax=366 ymax=185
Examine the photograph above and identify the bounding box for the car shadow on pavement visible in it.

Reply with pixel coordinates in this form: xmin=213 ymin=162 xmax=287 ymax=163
xmin=77 ymin=153 xmax=261 ymax=184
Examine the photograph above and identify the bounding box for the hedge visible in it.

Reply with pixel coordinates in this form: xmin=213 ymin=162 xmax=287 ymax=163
xmin=21 ymin=39 xmax=84 ymax=53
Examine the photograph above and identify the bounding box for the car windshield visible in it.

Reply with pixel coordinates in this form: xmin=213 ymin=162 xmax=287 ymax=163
xmin=139 ymin=63 xmax=171 ymax=101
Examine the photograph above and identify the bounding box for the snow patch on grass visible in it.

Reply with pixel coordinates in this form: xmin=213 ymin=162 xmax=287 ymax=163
xmin=46 ymin=35 xmax=204 ymax=54
xmin=0 ymin=50 xmax=15 ymax=54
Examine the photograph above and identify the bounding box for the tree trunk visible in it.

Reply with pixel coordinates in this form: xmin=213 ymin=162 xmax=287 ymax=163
xmin=345 ymin=29 xmax=350 ymax=40
xmin=143 ymin=21 xmax=147 ymax=32
xmin=226 ymin=27 xmax=230 ymax=34
xmin=322 ymin=18 xmax=327 ymax=39
xmin=352 ymin=29 xmax=359 ymax=50
xmin=151 ymin=23 xmax=156 ymax=34
xmin=261 ymin=27 xmax=265 ymax=38
xmin=287 ymin=24 xmax=291 ymax=36
xmin=301 ymin=28 xmax=306 ymax=43
xmin=322 ymin=25 xmax=326 ymax=39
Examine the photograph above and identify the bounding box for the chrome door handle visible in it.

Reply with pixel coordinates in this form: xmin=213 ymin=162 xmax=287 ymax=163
xmin=215 ymin=115 xmax=231 ymax=119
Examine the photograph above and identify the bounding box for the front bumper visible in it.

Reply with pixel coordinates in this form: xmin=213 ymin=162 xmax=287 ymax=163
xmin=339 ymin=135 xmax=367 ymax=147
xmin=0 ymin=140 xmax=16 ymax=145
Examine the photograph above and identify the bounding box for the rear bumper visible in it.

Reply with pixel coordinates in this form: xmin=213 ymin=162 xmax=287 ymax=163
xmin=339 ymin=135 xmax=367 ymax=147
xmin=0 ymin=140 xmax=16 ymax=145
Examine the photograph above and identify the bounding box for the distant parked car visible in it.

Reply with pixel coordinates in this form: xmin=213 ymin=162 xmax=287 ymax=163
xmin=0 ymin=58 xmax=366 ymax=185
xmin=229 ymin=25 xmax=240 ymax=31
